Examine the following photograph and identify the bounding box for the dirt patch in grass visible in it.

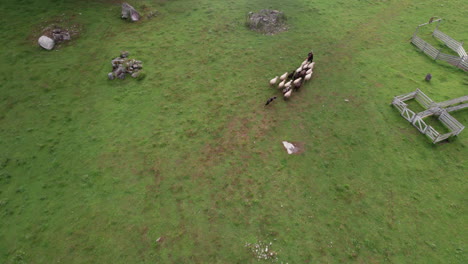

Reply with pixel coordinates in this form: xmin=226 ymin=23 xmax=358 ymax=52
xmin=246 ymin=9 xmax=288 ymax=35
xmin=199 ymin=112 xmax=277 ymax=169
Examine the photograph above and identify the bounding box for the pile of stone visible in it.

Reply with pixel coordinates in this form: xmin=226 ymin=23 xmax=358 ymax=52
xmin=51 ymin=28 xmax=71 ymax=42
xmin=38 ymin=28 xmax=72 ymax=50
xmin=108 ymin=51 xmax=143 ymax=80
xmin=121 ymin=2 xmax=141 ymax=22
xmin=246 ymin=9 xmax=287 ymax=35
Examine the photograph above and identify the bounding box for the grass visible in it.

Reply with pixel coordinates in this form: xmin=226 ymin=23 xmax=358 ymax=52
xmin=0 ymin=0 xmax=467 ymax=263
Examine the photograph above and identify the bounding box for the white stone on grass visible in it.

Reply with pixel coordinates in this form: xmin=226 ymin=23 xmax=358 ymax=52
xmin=38 ymin=36 xmax=55 ymax=50
xmin=282 ymin=141 xmax=298 ymax=154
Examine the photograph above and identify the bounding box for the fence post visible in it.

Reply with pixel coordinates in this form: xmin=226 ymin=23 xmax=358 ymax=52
xmin=413 ymin=26 xmax=420 ymax=40
xmin=435 ymin=19 xmax=441 ymax=31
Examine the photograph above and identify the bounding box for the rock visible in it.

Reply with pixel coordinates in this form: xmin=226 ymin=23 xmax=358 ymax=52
xmin=115 ymin=66 xmax=125 ymax=76
xmin=282 ymin=141 xmax=298 ymax=154
xmin=109 ymin=52 xmax=143 ymax=80
xmin=117 ymin=73 xmax=126 ymax=80
xmin=49 ymin=28 xmax=71 ymax=43
xmin=62 ymin=33 xmax=71 ymax=41
xmin=120 ymin=51 xmax=129 ymax=58
xmin=130 ymin=9 xmax=140 ymax=22
xmin=121 ymin=3 xmax=140 ymax=22
xmin=52 ymin=33 xmax=63 ymax=42
xmin=38 ymin=36 xmax=55 ymax=50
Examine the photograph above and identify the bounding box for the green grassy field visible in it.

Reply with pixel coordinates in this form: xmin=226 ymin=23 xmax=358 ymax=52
xmin=1 ymin=0 xmax=467 ymax=263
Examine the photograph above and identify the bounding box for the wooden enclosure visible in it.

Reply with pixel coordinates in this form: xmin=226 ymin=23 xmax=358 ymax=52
xmin=411 ymin=19 xmax=468 ymax=71
xmin=392 ymin=89 xmax=467 ymax=143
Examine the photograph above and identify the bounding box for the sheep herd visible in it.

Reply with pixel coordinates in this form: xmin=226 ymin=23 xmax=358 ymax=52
xmin=268 ymin=58 xmax=315 ymax=101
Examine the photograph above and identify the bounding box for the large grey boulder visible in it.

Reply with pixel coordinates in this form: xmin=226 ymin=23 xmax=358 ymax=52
xmin=121 ymin=3 xmax=141 ymax=22
xmin=38 ymin=36 xmax=55 ymax=50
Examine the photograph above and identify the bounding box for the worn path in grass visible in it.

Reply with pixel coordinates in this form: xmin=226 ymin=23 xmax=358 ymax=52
xmin=0 ymin=0 xmax=467 ymax=263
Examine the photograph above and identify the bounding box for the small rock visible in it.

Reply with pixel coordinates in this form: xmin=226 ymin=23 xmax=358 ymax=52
xmin=52 ymin=33 xmax=63 ymax=42
xmin=38 ymin=36 xmax=55 ymax=50
xmin=115 ymin=66 xmax=125 ymax=76
xmin=344 ymin=99 xmax=349 ymax=102
xmin=120 ymin=51 xmax=129 ymax=58
xmin=282 ymin=141 xmax=298 ymax=154
xmin=62 ymin=33 xmax=71 ymax=41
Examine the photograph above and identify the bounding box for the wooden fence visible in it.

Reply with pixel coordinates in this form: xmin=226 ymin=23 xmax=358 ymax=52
xmin=411 ymin=23 xmax=468 ymax=71
xmin=391 ymin=89 xmax=467 ymax=143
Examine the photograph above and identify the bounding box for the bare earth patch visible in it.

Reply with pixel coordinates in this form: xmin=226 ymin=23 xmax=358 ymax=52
xmin=246 ymin=9 xmax=288 ymax=35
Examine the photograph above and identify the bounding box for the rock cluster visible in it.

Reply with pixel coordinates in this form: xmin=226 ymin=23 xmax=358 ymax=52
xmin=38 ymin=27 xmax=72 ymax=50
xmin=108 ymin=51 xmax=144 ymax=80
xmin=246 ymin=9 xmax=287 ymax=35
xmin=122 ymin=3 xmax=141 ymax=22
xmin=51 ymin=28 xmax=71 ymax=42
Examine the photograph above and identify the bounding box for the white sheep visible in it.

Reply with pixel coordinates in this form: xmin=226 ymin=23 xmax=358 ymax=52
xmin=284 ymin=87 xmax=293 ymax=98
xmin=278 ymin=80 xmax=285 ymax=89
xmin=270 ymin=76 xmax=279 ymax=86
xmin=296 ymin=66 xmax=302 ymax=73
xmin=285 ymin=80 xmax=292 ymax=87
xmin=293 ymin=77 xmax=302 ymax=86
xmin=306 ymin=69 xmax=312 ymax=75
xmin=305 ymin=72 xmax=312 ymax=81
xmin=309 ymin=62 xmax=315 ymax=71
xmin=280 ymin=72 xmax=288 ymax=81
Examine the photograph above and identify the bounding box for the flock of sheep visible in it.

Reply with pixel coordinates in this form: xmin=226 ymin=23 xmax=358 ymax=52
xmin=269 ymin=59 xmax=315 ymax=100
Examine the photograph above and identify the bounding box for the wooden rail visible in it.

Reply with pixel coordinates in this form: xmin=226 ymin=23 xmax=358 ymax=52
xmin=437 ymin=95 xmax=468 ymax=108
xmin=446 ymin=103 xmax=468 ymax=113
